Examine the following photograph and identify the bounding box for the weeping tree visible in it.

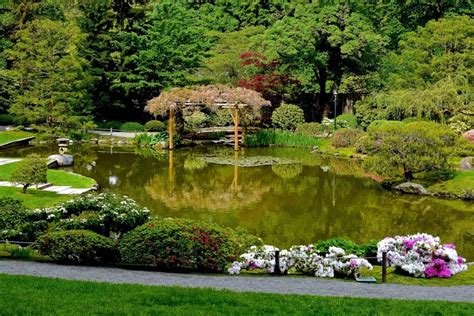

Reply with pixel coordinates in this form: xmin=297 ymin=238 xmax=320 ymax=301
xmin=147 ymin=84 xmax=270 ymax=150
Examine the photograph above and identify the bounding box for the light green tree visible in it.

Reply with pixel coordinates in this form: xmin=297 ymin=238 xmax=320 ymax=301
xmin=7 ymin=18 xmax=92 ymax=129
xmin=11 ymin=155 xmax=47 ymax=193
xmin=363 ymin=122 xmax=457 ymax=181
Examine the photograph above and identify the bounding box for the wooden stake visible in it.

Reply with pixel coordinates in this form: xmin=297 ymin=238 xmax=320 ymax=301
xmin=234 ymin=105 xmax=239 ymax=151
xmin=169 ymin=109 xmax=174 ymax=150
xmin=382 ymin=251 xmax=387 ymax=283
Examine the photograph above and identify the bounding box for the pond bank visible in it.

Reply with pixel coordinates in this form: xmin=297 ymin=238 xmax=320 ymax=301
xmin=1 ymin=260 xmax=473 ymax=302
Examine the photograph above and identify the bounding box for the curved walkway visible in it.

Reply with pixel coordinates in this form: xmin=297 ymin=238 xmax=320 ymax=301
xmin=1 ymin=260 xmax=473 ymax=302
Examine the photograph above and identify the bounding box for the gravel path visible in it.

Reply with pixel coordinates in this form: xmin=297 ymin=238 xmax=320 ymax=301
xmin=1 ymin=260 xmax=473 ymax=302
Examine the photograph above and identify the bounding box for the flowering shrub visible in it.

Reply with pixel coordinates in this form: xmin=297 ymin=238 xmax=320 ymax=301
xmin=119 ymin=218 xmax=262 ymax=272
xmin=54 ymin=193 xmax=151 ymax=237
xmin=332 ymin=128 xmax=364 ymax=148
xmin=377 ymin=233 xmax=467 ymax=278
xmin=228 ymin=244 xmax=372 ymax=278
xmin=37 ymin=230 xmax=118 ymax=264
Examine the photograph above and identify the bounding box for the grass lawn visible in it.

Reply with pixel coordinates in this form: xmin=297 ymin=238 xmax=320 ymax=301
xmin=0 ymin=187 xmax=73 ymax=208
xmin=427 ymin=170 xmax=474 ymax=198
xmin=0 ymin=274 xmax=472 ymax=315
xmin=0 ymin=131 xmax=34 ymax=145
xmin=0 ymin=161 xmax=96 ymax=188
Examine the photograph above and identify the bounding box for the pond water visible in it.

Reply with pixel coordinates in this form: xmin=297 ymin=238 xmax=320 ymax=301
xmin=2 ymin=144 xmax=473 ymax=260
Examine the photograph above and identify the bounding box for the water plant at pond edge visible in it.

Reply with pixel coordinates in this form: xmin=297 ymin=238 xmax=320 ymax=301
xmin=378 ymin=233 xmax=467 ymax=278
xmin=245 ymin=129 xmax=322 ymax=147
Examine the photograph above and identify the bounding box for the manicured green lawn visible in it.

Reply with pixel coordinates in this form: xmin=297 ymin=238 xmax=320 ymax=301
xmin=0 ymin=161 xmax=96 ymax=188
xmin=0 ymin=131 xmax=34 ymax=145
xmin=0 ymin=187 xmax=73 ymax=208
xmin=0 ymin=274 xmax=472 ymax=315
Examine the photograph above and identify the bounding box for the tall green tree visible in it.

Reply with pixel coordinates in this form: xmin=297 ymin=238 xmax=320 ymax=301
xmin=259 ymin=3 xmax=386 ymax=116
xmin=7 ymin=18 xmax=92 ymax=129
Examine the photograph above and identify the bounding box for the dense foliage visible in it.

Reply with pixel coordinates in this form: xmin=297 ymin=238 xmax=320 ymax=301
xmin=119 ymin=218 xmax=262 ymax=272
xmin=0 ymin=1 xmax=471 ymax=131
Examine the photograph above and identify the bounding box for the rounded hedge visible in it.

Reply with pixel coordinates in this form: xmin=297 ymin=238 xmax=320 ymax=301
xmin=144 ymin=120 xmax=166 ymax=132
xmin=272 ymin=104 xmax=305 ymax=131
xmin=119 ymin=218 xmax=261 ymax=272
xmin=37 ymin=230 xmax=118 ymax=264
xmin=120 ymin=122 xmax=145 ymax=132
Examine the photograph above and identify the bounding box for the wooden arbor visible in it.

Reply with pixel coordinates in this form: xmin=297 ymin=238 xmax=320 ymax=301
xmin=147 ymin=85 xmax=270 ymax=151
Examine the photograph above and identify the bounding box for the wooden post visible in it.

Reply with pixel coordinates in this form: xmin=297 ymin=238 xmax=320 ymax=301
xmin=233 ymin=105 xmax=239 ymax=151
xmin=274 ymin=250 xmax=281 ymax=275
xmin=169 ymin=108 xmax=174 ymax=150
xmin=382 ymin=251 xmax=387 ymax=283
xmin=168 ymin=150 xmax=174 ymax=194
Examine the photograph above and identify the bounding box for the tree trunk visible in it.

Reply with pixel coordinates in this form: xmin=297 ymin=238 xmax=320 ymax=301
xmin=403 ymin=169 xmax=413 ymax=182
xmin=22 ymin=183 xmax=30 ymax=194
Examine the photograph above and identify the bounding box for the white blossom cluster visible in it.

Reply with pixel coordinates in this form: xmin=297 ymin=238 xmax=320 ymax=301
xmin=377 ymin=233 xmax=468 ymax=278
xmin=228 ymin=244 xmax=372 ymax=278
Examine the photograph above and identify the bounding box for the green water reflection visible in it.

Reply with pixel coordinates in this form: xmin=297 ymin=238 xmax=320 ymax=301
xmin=3 ymin=144 xmax=473 ymax=259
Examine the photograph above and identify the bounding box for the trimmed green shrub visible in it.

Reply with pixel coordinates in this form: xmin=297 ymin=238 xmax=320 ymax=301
xmin=313 ymin=238 xmax=378 ymax=257
xmin=336 ymin=114 xmax=357 ymax=128
xmin=0 ymin=114 xmax=15 ymax=125
xmin=37 ymin=230 xmax=118 ymax=264
xmin=144 ymin=120 xmax=166 ymax=132
xmin=295 ymin=122 xmax=321 ymax=137
xmin=272 ymin=104 xmax=305 ymax=131
xmin=119 ymin=218 xmax=261 ymax=272
xmin=332 ymin=128 xmax=364 ymax=148
xmin=367 ymin=120 xmax=403 ymax=132
xmin=97 ymin=121 xmax=123 ymax=129
xmin=184 ymin=111 xmax=208 ymax=129
xmin=120 ymin=122 xmax=145 ymax=132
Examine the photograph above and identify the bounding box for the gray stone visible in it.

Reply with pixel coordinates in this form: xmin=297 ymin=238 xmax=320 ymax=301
xmin=459 ymin=157 xmax=473 ymax=170
xmin=394 ymin=182 xmax=429 ymax=195
xmin=47 ymin=154 xmax=74 ymax=167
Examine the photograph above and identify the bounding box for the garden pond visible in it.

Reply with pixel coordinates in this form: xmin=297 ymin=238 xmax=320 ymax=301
xmin=2 ymin=144 xmax=473 ymax=260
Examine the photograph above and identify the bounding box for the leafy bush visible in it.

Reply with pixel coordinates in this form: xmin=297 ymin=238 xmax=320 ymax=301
xmin=208 ymin=110 xmax=233 ymax=127
xmin=364 ymin=121 xmax=457 ymax=181
xmin=0 ymin=114 xmax=15 ymax=125
xmin=245 ymin=129 xmax=321 ymax=148
xmin=144 ymin=120 xmax=166 ymax=132
xmin=119 ymin=218 xmax=261 ymax=272
xmin=11 ymin=155 xmax=47 ymax=193
xmin=332 ymin=128 xmax=364 ymax=148
xmin=313 ymin=238 xmax=378 ymax=257
xmin=295 ymin=122 xmax=321 ymax=137
xmin=367 ymin=120 xmax=403 ymax=132
xmin=184 ymin=111 xmax=208 ymax=129
xmin=272 ymin=104 xmax=305 ymax=131
xmin=336 ymin=114 xmax=357 ymax=128
xmin=97 ymin=121 xmax=123 ymax=130
xmin=37 ymin=230 xmax=118 ymax=264
xmin=120 ymin=122 xmax=145 ymax=132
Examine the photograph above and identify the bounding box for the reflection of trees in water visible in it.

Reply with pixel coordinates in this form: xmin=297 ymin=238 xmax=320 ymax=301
xmin=145 ymin=164 xmax=271 ymax=211
xmin=184 ymin=157 xmax=207 ymax=171
xmin=271 ymin=164 xmax=303 ymax=179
